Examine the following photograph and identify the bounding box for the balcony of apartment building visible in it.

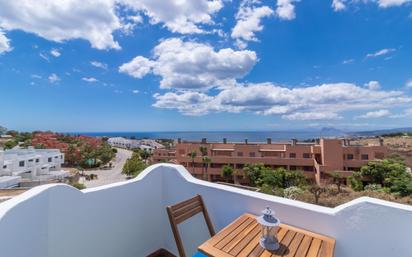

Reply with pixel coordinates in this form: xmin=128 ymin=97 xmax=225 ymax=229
xmin=0 ymin=164 xmax=410 ymax=257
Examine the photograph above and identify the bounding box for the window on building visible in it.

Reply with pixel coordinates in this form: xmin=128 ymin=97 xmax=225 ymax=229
xmin=36 ymin=159 xmax=40 ymax=163
xmin=347 ymin=154 xmax=354 ymax=160
xmin=289 ymin=166 xmax=297 ymax=170
xmin=28 ymin=159 xmax=34 ymax=162
xmin=249 ymin=152 xmax=255 ymax=157
xmin=3 ymin=165 xmax=7 ymax=169
xmin=289 ymin=153 xmax=296 ymax=158
xmin=361 ymin=154 xmax=369 ymax=160
xmin=48 ymin=157 xmax=52 ymax=162
xmin=303 ymin=153 xmax=311 ymax=158
xmin=303 ymin=166 xmax=314 ymax=172
xmin=19 ymin=161 xmax=25 ymax=167
xmin=237 ymin=152 xmax=243 ymax=157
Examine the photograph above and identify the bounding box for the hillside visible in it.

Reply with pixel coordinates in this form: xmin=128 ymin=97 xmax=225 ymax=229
xmin=353 ymin=136 xmax=412 ymax=167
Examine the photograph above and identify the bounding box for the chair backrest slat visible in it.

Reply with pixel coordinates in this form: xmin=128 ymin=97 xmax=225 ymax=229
xmin=175 ymin=205 xmax=204 ymax=224
xmin=166 ymin=195 xmax=215 ymax=257
xmin=172 ymin=201 xmax=202 ymax=221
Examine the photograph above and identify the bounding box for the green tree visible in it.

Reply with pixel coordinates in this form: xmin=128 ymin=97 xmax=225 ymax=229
xmin=221 ymin=165 xmax=233 ymax=182
xmin=122 ymin=155 xmax=147 ymax=177
xmin=79 ymin=143 xmax=97 ymax=168
xmin=4 ymin=140 xmax=18 ymax=149
xmin=360 ymin=159 xmax=406 ymax=186
xmin=202 ymin=156 xmax=211 ymax=181
xmin=348 ymin=172 xmax=364 ymax=191
xmin=390 ymin=177 xmax=412 ymax=197
xmin=188 ymin=151 xmax=197 ymax=173
xmin=199 ymin=146 xmax=208 ymax=157
xmin=98 ymin=143 xmax=115 ymax=165
xmin=139 ymin=149 xmax=151 ymax=164
xmin=243 ymin=163 xmax=267 ymax=187
xmin=260 ymin=168 xmax=306 ymax=189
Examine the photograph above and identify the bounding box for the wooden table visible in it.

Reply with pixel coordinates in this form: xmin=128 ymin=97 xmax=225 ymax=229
xmin=198 ymin=213 xmax=335 ymax=257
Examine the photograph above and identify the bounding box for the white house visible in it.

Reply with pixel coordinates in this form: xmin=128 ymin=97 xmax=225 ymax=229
xmin=107 ymin=137 xmax=163 ymax=152
xmin=0 ymin=147 xmax=69 ymax=188
xmin=107 ymin=137 xmax=141 ymax=149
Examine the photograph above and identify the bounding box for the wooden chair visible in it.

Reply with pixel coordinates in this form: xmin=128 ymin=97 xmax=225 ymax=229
xmin=166 ymin=195 xmax=215 ymax=257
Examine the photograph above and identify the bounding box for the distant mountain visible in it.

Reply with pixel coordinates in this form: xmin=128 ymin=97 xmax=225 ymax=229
xmin=353 ymin=127 xmax=412 ymax=137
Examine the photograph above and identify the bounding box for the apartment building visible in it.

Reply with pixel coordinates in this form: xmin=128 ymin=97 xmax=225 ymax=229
xmin=151 ymin=148 xmax=177 ymax=163
xmin=0 ymin=147 xmax=68 ymax=188
xmin=153 ymin=138 xmax=387 ymax=184
xmin=108 ymin=137 xmax=165 ymax=152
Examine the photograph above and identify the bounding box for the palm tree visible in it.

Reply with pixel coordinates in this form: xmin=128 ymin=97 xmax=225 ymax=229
xmin=188 ymin=151 xmax=197 ymax=173
xmin=199 ymin=146 xmax=208 ymax=157
xmin=202 ymin=156 xmax=211 ymax=181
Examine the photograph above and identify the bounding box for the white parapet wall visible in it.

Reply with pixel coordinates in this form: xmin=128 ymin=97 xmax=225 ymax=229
xmin=0 ymin=164 xmax=411 ymax=257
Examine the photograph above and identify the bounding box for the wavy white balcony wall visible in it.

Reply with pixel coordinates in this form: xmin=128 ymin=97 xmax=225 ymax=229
xmin=0 ymin=164 xmax=411 ymax=257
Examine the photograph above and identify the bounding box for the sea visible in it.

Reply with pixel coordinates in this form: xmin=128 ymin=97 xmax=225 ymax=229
xmin=71 ymin=131 xmax=343 ymax=143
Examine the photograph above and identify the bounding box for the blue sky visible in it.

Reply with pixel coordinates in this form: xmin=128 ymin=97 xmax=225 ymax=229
xmin=0 ymin=0 xmax=411 ymax=132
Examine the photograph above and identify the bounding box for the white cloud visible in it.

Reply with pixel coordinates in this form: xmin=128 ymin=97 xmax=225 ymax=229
xmin=276 ymin=0 xmax=298 ymax=20
xmin=231 ymin=1 xmax=274 ymax=49
xmin=332 ymin=0 xmax=346 ymax=11
xmin=405 ymin=108 xmax=412 ymax=116
xmin=120 ymin=0 xmax=223 ymax=34
xmin=342 ymin=59 xmax=354 ymax=64
xmin=153 ymin=91 xmax=216 ymax=116
xmin=355 ymin=109 xmax=392 ymax=119
xmin=365 ymin=81 xmax=381 ymax=90
xmin=0 ymin=30 xmax=11 ymax=53
xmin=153 ymin=82 xmax=412 ymax=119
xmin=48 ymin=73 xmax=60 ymax=83
xmin=282 ymin=112 xmax=342 ymax=121
xmin=90 ymin=61 xmax=108 ymax=70
xmin=132 ymin=89 xmax=139 ymax=94
xmin=82 ymin=77 xmax=98 ymax=83
xmin=31 ymin=74 xmax=42 ymax=79
xmin=378 ymin=0 xmax=412 ymax=8
xmin=0 ymin=0 xmax=121 ymax=50
xmin=39 ymin=53 xmax=49 ymax=62
xmin=331 ymin=0 xmax=411 ymax=11
xmin=119 ymin=38 xmax=257 ymax=90
xmin=366 ymin=48 xmax=396 ymax=58
xmin=50 ymin=49 xmax=61 ymax=57
xmin=121 ymin=15 xmax=144 ymax=35
xmin=406 ymin=79 xmax=412 ymax=88
xmin=119 ymin=56 xmax=155 ymax=79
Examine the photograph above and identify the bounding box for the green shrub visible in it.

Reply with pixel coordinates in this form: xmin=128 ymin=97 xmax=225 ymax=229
xmin=348 ymin=173 xmax=364 ymax=191
xmin=284 ymin=186 xmax=304 ymax=200
xmin=364 ymin=184 xmax=382 ymax=192
xmin=71 ymin=183 xmax=86 ymax=190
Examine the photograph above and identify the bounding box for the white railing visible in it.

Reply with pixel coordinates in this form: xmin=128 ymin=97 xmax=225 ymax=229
xmin=0 ymin=164 xmax=411 ymax=257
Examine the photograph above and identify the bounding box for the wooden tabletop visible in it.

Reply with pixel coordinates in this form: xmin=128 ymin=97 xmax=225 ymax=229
xmin=198 ymin=213 xmax=335 ymax=257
